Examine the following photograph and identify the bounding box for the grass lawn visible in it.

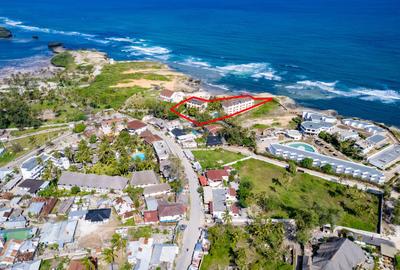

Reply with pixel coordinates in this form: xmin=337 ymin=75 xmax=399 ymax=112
xmin=192 ymin=149 xmax=245 ymax=169
xmin=249 ymin=98 xmax=279 ymax=118
xmin=233 ymin=159 xmax=379 ymax=232
xmin=0 ymin=130 xmax=66 ymax=167
xmin=74 ymin=61 xmax=168 ymax=109
xmin=10 ymin=125 xmax=68 ymax=137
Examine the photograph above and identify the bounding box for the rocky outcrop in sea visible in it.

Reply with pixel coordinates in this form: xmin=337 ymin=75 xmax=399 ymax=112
xmin=0 ymin=27 xmax=12 ymax=38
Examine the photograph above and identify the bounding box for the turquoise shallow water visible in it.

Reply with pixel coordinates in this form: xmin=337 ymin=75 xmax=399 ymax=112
xmin=0 ymin=0 xmax=399 ymax=126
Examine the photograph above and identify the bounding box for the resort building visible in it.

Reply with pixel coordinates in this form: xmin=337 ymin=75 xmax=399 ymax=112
xmin=268 ymin=143 xmax=385 ymax=184
xmin=130 ymin=170 xmax=159 ymax=188
xmin=342 ymin=119 xmax=385 ymax=135
xmin=328 ymin=126 xmax=359 ymax=141
xmin=300 ymin=121 xmax=335 ymax=135
xmin=368 ymin=144 xmax=400 ymax=169
xmin=285 ymin=130 xmax=302 ymax=140
xmin=159 ymin=89 xmax=185 ymax=103
xmin=58 ymin=171 xmax=128 ymax=193
xmin=222 ymin=97 xmax=254 ymax=115
xmin=186 ymin=98 xmax=208 ymax=111
xmin=302 ymin=111 xmax=337 ymax=124
xmin=356 ymin=134 xmax=388 ymax=155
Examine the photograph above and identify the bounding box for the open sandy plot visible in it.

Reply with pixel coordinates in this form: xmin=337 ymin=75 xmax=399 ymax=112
xmin=76 ymin=218 xmax=119 ymax=249
xmin=112 ymin=78 xmax=177 ymax=89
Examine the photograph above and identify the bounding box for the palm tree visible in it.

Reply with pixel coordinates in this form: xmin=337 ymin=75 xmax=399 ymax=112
xmin=222 ymin=209 xmax=232 ymax=224
xmin=111 ymin=233 xmax=127 ymax=256
xmin=102 ymin=247 xmax=117 ymax=265
xmin=81 ymin=256 xmax=95 ymax=270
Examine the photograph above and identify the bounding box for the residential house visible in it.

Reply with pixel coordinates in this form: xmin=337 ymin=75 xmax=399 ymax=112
xmin=3 ymin=216 xmax=27 ymax=230
xmin=157 ymin=202 xmax=186 ymax=223
xmin=85 ymin=208 xmax=111 ymax=223
xmin=130 ymin=170 xmax=159 ymax=188
xmin=100 ymin=118 xmax=126 ymax=135
xmin=210 ymin=189 xmax=227 ymax=220
xmin=15 ymin=239 xmax=38 ymax=263
xmin=39 ymin=220 xmax=78 ymax=248
xmin=206 ymin=135 xmax=223 ymax=147
xmin=165 ymin=120 xmax=182 ymax=131
xmin=222 ymin=97 xmax=254 ymax=115
xmin=17 ymin=180 xmax=49 ymax=196
xmin=0 ymin=169 xmax=12 ymax=182
xmin=170 ymin=129 xmax=196 ymax=142
xmin=143 ymin=183 xmax=171 ymax=198
xmin=203 ymin=186 xmax=213 ymax=205
xmin=0 ymin=239 xmax=22 ymax=266
xmin=11 ymin=259 xmax=41 ymax=270
xmin=153 ymin=140 xmax=170 ymax=161
xmin=150 ymin=244 xmax=179 ymax=269
xmin=113 ymin=196 xmax=135 ymax=222
xmin=198 ymin=176 xmax=208 ymax=187
xmin=226 ymin=188 xmax=237 ymax=202
xmin=26 ymin=202 xmax=45 ymax=217
xmin=140 ymin=130 xmax=162 ymax=145
xmin=58 ymin=171 xmax=128 ymax=193
xmin=186 ymin=98 xmax=207 ymax=111
xmin=204 ymin=125 xmax=223 ymax=136
xmin=143 ymin=210 xmax=159 ymax=224
xmin=127 ymin=120 xmax=147 ymax=135
xmin=159 ymin=89 xmax=185 ymax=103
xmin=302 ymin=238 xmax=365 ymax=270
xmin=127 ymin=238 xmax=154 ymax=270
xmin=205 ymin=169 xmax=229 ymax=187
xmin=20 ymin=153 xmax=70 ymax=180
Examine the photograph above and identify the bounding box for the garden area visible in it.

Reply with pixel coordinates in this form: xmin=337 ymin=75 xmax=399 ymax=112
xmin=192 ymin=149 xmax=245 ymax=169
xmin=233 ymin=158 xmax=379 ymax=232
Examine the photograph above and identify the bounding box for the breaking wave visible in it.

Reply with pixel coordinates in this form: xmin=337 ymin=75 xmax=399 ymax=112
xmin=215 ymin=62 xmax=282 ymax=81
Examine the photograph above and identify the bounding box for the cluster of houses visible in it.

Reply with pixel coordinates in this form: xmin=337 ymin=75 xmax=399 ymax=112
xmin=189 ymin=229 xmax=210 ymax=270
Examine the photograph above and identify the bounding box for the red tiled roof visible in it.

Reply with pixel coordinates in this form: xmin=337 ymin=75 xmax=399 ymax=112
xmin=228 ymin=188 xmax=236 ymax=197
xmin=198 ymin=176 xmax=208 ymax=186
xmin=205 ymin=125 xmax=223 ymax=135
xmin=230 ymin=203 xmax=240 ymax=214
xmin=160 ymin=89 xmax=174 ymax=98
xmin=206 ymin=169 xmax=229 ymax=181
xmin=68 ymin=261 xmax=85 ymax=270
xmin=127 ymin=120 xmax=146 ymax=130
xmin=143 ymin=210 xmax=159 ymax=223
xmin=140 ymin=130 xmax=162 ymax=144
xmin=158 ymin=203 xmax=186 ymax=217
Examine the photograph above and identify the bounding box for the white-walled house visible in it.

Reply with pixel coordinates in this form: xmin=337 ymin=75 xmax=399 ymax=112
xmin=20 ymin=154 xmax=70 ymax=180
xmin=159 ymin=89 xmax=185 ymax=103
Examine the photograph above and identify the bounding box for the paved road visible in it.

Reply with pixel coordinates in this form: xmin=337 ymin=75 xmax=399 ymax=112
xmin=1 ymin=131 xmax=72 ymax=170
xmin=5 ymin=127 xmax=69 ymax=142
xmin=223 ymin=145 xmax=382 ymax=193
xmin=150 ymin=126 xmax=205 ymax=270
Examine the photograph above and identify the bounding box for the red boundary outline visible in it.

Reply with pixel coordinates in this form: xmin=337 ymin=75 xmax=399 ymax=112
xmin=170 ymin=95 xmax=273 ymax=126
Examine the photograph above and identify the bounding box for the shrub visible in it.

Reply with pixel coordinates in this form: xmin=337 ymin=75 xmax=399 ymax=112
xmin=73 ymin=123 xmax=86 ymax=133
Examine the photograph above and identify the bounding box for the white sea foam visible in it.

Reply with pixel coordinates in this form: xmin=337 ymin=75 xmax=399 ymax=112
xmin=0 ymin=16 xmax=95 ymax=38
xmin=183 ymin=57 xmax=212 ymax=68
xmin=215 ymin=62 xmax=282 ymax=81
xmin=351 ymin=88 xmax=400 ymax=103
xmin=285 ymin=80 xmax=400 ymax=103
xmin=106 ymin=37 xmax=137 ymax=43
xmin=123 ymin=45 xmax=171 ymax=56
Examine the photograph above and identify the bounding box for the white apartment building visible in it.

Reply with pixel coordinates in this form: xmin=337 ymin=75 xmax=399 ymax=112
xmin=222 ymin=97 xmax=254 ymax=115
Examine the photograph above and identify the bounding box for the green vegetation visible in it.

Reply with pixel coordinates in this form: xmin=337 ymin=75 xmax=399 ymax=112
xmin=129 ymin=226 xmax=153 ymax=239
xmin=251 ymin=123 xmax=269 ymax=130
xmin=395 ymin=254 xmax=400 ymax=270
xmin=0 ymin=130 xmax=65 ymax=167
xmin=220 ymin=122 xmax=256 ymax=148
xmin=74 ymin=62 xmax=167 ymax=109
xmin=73 ymin=123 xmax=86 ymax=133
xmin=233 ymin=158 xmax=379 ymax=232
xmin=192 ymin=149 xmax=245 ymax=169
xmin=39 ymin=260 xmax=52 ymax=270
xmin=10 ymin=125 xmax=68 ymax=137
xmin=51 ymin=52 xmax=75 ymax=69
xmin=249 ymin=99 xmax=279 ymax=118
xmin=201 ymin=223 xmax=291 ymax=270
xmin=319 ymin=131 xmax=363 ymax=160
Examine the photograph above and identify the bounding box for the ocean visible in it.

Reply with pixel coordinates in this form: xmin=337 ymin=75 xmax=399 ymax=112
xmin=1 ymin=0 xmax=399 ymax=126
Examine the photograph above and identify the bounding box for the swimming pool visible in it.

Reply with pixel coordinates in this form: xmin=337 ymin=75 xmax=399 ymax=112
xmin=286 ymin=142 xmax=317 ymax=153
xmin=131 ymin=152 xmax=146 ymax=161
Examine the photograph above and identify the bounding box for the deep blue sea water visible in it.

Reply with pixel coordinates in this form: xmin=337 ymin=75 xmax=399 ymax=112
xmin=1 ymin=0 xmax=400 ymax=126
